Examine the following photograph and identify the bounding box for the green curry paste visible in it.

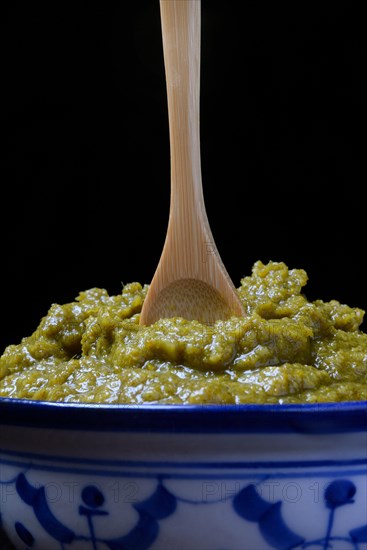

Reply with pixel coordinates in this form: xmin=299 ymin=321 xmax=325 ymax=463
xmin=0 ymin=261 xmax=366 ymax=404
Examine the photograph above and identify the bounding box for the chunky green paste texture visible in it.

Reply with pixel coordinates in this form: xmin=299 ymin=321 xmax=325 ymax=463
xmin=0 ymin=261 xmax=366 ymax=404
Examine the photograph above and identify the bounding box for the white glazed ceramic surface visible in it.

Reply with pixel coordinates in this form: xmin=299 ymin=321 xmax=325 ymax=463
xmin=0 ymin=400 xmax=366 ymax=550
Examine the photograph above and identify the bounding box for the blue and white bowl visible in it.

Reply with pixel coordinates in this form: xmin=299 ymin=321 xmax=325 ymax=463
xmin=0 ymin=399 xmax=366 ymax=550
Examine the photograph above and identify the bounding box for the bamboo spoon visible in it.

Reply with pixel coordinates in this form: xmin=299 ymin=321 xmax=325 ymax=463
xmin=140 ymin=0 xmax=244 ymax=326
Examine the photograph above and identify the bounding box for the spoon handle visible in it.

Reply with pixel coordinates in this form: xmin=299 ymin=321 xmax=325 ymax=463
xmin=140 ymin=1 xmax=245 ymax=325
xmin=159 ymin=0 xmax=204 ymax=215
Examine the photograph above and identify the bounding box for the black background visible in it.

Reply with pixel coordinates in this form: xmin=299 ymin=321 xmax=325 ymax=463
xmin=1 ymin=1 xmax=366 ymax=353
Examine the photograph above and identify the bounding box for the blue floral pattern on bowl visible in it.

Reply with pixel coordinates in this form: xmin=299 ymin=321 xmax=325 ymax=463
xmin=1 ymin=399 xmax=366 ymax=550
xmin=1 ymin=453 xmax=366 ymax=550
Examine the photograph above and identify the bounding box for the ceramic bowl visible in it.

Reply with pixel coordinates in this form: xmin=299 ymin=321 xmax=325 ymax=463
xmin=0 ymin=398 xmax=366 ymax=550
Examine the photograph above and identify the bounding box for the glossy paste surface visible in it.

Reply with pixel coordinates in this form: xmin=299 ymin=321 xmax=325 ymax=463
xmin=0 ymin=261 xmax=366 ymax=404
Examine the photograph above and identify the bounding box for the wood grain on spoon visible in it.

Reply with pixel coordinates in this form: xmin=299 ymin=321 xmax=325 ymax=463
xmin=139 ymin=0 xmax=244 ymax=326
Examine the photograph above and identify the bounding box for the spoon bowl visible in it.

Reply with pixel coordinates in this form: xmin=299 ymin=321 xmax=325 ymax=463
xmin=140 ymin=0 xmax=244 ymax=325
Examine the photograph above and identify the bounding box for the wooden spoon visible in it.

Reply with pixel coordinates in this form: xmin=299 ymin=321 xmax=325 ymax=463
xmin=139 ymin=0 xmax=244 ymax=326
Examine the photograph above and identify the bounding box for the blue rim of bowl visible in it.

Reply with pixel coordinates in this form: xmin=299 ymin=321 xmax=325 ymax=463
xmin=0 ymin=397 xmax=366 ymax=433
